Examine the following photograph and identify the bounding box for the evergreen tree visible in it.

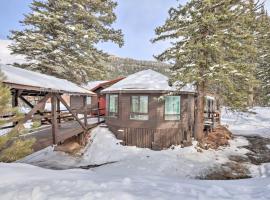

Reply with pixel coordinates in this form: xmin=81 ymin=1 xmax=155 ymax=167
xmin=153 ymin=0 xmax=257 ymax=139
xmin=256 ymin=7 xmax=270 ymax=105
xmin=9 ymin=0 xmax=124 ymax=84
xmin=0 ymin=72 xmax=35 ymax=162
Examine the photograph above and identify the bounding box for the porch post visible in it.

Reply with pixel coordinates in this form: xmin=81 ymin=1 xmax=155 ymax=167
xmin=57 ymin=97 xmax=61 ymax=125
xmin=12 ymin=89 xmax=19 ymax=108
xmin=83 ymin=96 xmax=88 ymax=127
xmin=12 ymin=89 xmax=19 ymax=126
xmin=51 ymin=95 xmax=58 ymax=144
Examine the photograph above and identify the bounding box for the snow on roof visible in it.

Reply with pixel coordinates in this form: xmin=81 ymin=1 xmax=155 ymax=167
xmin=102 ymin=69 xmax=196 ymax=93
xmin=0 ymin=64 xmax=94 ymax=95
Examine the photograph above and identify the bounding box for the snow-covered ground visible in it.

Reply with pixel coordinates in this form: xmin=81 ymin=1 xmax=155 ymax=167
xmin=0 ymin=162 xmax=270 ymax=200
xmin=20 ymin=127 xmax=249 ymax=175
xmin=222 ymin=107 xmax=270 ymax=138
xmin=0 ymin=107 xmax=269 ymax=199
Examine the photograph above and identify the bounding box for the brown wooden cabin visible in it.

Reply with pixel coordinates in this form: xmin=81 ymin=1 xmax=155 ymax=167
xmin=85 ymin=77 xmax=125 ymax=116
xmin=101 ymin=69 xmax=197 ymax=150
xmin=0 ymin=64 xmax=96 ymax=147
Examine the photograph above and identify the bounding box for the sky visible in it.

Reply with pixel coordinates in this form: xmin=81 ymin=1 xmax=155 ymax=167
xmin=0 ymin=0 xmax=270 ymax=61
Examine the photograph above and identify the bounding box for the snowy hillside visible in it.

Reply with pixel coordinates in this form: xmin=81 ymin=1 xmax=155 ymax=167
xmin=0 ymin=108 xmax=269 ymax=199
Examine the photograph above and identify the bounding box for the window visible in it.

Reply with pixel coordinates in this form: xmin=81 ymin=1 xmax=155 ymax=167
xmin=108 ymin=94 xmax=118 ymax=117
xmin=86 ymin=96 xmax=91 ymax=105
xmin=130 ymin=96 xmax=149 ymax=120
xmin=165 ymin=96 xmax=181 ymax=120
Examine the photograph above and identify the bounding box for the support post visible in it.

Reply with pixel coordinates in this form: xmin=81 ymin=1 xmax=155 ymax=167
xmin=51 ymin=95 xmax=58 ymax=144
xmin=12 ymin=90 xmax=19 ymax=126
xmin=57 ymin=98 xmax=61 ymax=125
xmin=97 ymin=108 xmax=100 ymax=123
xmin=83 ymin=96 xmax=88 ymax=127
xmin=12 ymin=89 xmax=19 ymax=108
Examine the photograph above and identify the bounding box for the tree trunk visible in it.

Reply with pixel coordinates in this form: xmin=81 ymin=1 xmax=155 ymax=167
xmin=194 ymin=82 xmax=205 ymax=141
xmin=248 ymin=84 xmax=254 ymax=107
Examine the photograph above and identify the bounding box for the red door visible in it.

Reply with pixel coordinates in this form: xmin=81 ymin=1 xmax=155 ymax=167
xmin=99 ymin=95 xmax=106 ymax=115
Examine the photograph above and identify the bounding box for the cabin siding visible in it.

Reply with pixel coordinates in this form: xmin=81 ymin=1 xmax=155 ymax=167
xmin=105 ymin=93 xmax=195 ymax=149
xmin=70 ymin=96 xmax=96 ymax=114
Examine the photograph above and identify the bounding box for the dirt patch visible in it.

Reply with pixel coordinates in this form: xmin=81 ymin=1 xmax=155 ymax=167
xmin=199 ymin=134 xmax=270 ymax=180
xmin=54 ymin=140 xmax=82 ymax=154
xmin=243 ymin=136 xmax=270 ymax=165
xmin=200 ymin=162 xmax=251 ymax=180
xmin=198 ymin=126 xmax=233 ymax=150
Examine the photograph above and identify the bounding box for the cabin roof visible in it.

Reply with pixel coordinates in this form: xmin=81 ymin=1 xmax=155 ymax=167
xmin=102 ymin=69 xmax=196 ymax=94
xmin=85 ymin=77 xmax=125 ymax=92
xmin=0 ymin=64 xmax=95 ymax=96
xmin=86 ymin=80 xmax=108 ymax=91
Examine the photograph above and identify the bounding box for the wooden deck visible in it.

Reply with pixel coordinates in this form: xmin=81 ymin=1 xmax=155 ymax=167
xmin=23 ymin=117 xmax=104 ymax=151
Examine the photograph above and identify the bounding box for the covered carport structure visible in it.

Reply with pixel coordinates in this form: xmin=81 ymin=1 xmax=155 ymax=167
xmin=0 ymin=64 xmax=100 ymax=150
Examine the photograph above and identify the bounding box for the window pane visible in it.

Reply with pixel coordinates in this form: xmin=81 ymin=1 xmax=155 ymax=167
xmin=86 ymin=97 xmax=91 ymax=105
xmin=165 ymin=96 xmax=180 ymax=120
xmin=130 ymin=114 xmax=149 ymax=120
xmin=131 ymin=96 xmax=139 ymax=112
xmin=165 ymin=96 xmax=180 ymax=115
xmin=130 ymin=96 xmax=149 ymax=120
xmin=165 ymin=115 xmax=180 ymax=120
xmin=109 ymin=95 xmax=118 ymax=114
xmin=139 ymin=96 xmax=148 ymax=113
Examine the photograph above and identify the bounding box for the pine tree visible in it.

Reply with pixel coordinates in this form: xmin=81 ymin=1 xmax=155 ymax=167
xmin=153 ymin=0 xmax=257 ymax=139
xmin=0 ymin=72 xmax=35 ymax=162
xmin=9 ymin=0 xmax=124 ymax=84
xmin=256 ymin=7 xmax=270 ymax=105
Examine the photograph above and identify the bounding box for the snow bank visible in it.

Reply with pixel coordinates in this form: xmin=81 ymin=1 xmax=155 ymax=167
xmin=21 ymin=126 xmax=249 ymax=179
xmin=0 ymin=162 xmax=269 ymax=200
xmin=222 ymin=107 xmax=270 ymax=138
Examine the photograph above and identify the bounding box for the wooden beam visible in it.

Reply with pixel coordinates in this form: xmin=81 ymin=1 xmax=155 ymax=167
xmin=51 ymin=95 xmax=58 ymax=144
xmin=19 ymin=96 xmax=52 ymax=124
xmin=15 ymin=93 xmax=51 ymax=128
xmin=55 ymin=94 xmax=87 ymax=130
